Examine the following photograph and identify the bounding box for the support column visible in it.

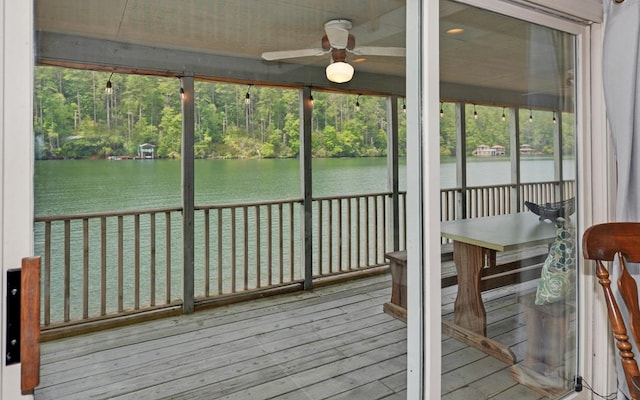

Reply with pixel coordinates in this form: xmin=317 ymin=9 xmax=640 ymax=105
xmin=2 ymin=0 xmax=35 ymax=397
xmin=510 ymin=107 xmax=521 ymax=212
xmin=181 ymin=75 xmax=195 ymax=313
xmin=553 ymin=111 xmax=564 ymax=200
xmin=387 ymin=96 xmax=400 ymax=251
xmin=300 ymin=87 xmax=313 ymax=290
xmin=455 ymin=102 xmax=467 ymax=218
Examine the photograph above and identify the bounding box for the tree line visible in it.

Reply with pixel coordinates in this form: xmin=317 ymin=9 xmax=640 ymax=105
xmin=34 ymin=67 xmax=407 ymax=160
xmin=439 ymin=103 xmax=575 ymax=158
xmin=34 ymin=66 xmax=572 ymax=161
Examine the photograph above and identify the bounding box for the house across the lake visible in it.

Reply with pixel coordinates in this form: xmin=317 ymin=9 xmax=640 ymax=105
xmin=472 ymin=144 xmax=505 ymax=157
xmin=520 ymin=144 xmax=535 ymax=155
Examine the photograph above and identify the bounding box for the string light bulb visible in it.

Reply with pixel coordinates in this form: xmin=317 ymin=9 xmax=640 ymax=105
xmin=309 ymin=93 xmax=314 ymax=106
xmin=355 ymin=95 xmax=361 ymax=112
xmin=180 ymin=86 xmax=185 ymax=99
xmin=528 ymin=109 xmax=533 ymax=123
xmin=553 ymin=111 xmax=557 ymax=124
xmin=501 ymin=107 xmax=506 ymax=121
xmin=473 ymin=104 xmax=478 ymax=120
xmin=403 ymin=101 xmax=406 ymax=114
xmin=440 ymin=102 xmax=444 ymax=118
xmin=245 ymin=85 xmax=251 ymax=105
xmin=105 ymin=72 xmax=114 ymax=94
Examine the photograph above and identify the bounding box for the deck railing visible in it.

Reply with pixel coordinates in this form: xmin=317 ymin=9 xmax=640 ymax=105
xmin=34 ymin=180 xmax=571 ymax=331
xmin=34 ymin=192 xmax=406 ymax=329
xmin=440 ymin=179 xmax=576 ymax=221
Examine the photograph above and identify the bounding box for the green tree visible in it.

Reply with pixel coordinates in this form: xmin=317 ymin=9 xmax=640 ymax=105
xmin=157 ymin=106 xmax=182 ymax=158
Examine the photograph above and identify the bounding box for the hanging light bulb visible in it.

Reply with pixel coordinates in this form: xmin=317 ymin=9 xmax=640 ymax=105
xmin=309 ymin=93 xmax=314 ymax=106
xmin=180 ymin=86 xmax=185 ymax=99
xmin=553 ymin=111 xmax=557 ymax=124
xmin=105 ymin=72 xmax=114 ymax=94
xmin=403 ymin=102 xmax=406 ymax=114
xmin=355 ymin=95 xmax=361 ymax=112
xmin=245 ymin=85 xmax=251 ymax=105
xmin=529 ymin=109 xmax=533 ymax=123
xmin=326 ymin=48 xmax=354 ymax=83
xmin=440 ymin=102 xmax=444 ymax=118
xmin=473 ymin=104 xmax=478 ymax=120
xmin=501 ymin=107 xmax=506 ymax=121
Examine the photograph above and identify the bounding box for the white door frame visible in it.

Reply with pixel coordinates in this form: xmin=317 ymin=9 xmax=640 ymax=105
xmin=1 ymin=0 xmax=35 ymax=399
xmin=405 ymin=0 xmax=609 ymax=398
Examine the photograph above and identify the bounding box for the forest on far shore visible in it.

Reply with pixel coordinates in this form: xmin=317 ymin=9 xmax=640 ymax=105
xmin=34 ymin=66 xmax=572 ymax=161
xmin=34 ymin=67 xmax=407 ymax=160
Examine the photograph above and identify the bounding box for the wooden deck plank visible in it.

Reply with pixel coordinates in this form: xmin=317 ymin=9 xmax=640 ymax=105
xmin=323 ymin=381 xmax=395 ymax=400
xmin=35 ymin=273 xmax=569 ymax=400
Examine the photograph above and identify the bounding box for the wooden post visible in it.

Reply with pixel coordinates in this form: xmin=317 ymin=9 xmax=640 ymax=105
xmin=553 ymin=111 xmax=564 ymax=200
xmin=21 ymin=256 xmax=41 ymax=394
xmin=181 ymin=75 xmax=195 ymax=313
xmin=455 ymin=102 xmax=467 ymax=218
xmin=510 ymin=107 xmax=521 ymax=212
xmin=300 ymin=87 xmax=313 ymax=290
xmin=387 ymin=96 xmax=400 ymax=251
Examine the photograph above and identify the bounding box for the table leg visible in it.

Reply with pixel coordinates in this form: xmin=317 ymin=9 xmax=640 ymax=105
xmin=452 ymin=240 xmax=495 ymax=335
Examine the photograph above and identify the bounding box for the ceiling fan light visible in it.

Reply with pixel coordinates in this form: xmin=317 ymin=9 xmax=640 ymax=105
xmin=326 ymin=61 xmax=354 ymax=83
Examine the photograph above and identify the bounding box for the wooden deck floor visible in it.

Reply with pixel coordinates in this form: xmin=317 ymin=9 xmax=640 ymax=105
xmin=35 ymin=274 xmax=556 ymax=400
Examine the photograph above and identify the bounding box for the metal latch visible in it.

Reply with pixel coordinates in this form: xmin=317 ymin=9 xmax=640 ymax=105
xmin=6 ymin=268 xmax=21 ymax=365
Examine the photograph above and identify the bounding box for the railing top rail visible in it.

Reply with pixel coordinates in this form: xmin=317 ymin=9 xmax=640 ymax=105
xmin=313 ymin=191 xmax=401 ymax=201
xmin=195 ymin=198 xmax=304 ymax=211
xmin=442 ymin=179 xmax=575 ymax=192
xmin=34 ymin=206 xmax=184 ymax=222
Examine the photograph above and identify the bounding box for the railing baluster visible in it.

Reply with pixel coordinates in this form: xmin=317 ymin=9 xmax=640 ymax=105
xmin=231 ymin=207 xmax=237 ymax=293
xmin=150 ymin=213 xmax=156 ymax=307
xmin=289 ymin=201 xmax=294 ymax=281
xmin=44 ymin=221 xmax=51 ymax=326
xmin=100 ymin=217 xmax=107 ymax=316
xmin=83 ymin=218 xmax=89 ymax=319
xmin=217 ymin=208 xmax=223 ymax=294
xmin=134 ymin=214 xmax=140 ymax=310
xmin=348 ymin=199 xmax=352 ymax=269
xmin=365 ymin=196 xmax=370 ymax=267
xmin=118 ymin=216 xmax=124 ymax=312
xmin=338 ymin=199 xmax=343 ymax=271
xmin=278 ymin=203 xmax=283 ymax=284
xmin=165 ymin=212 xmax=171 ymax=303
xmin=356 ymin=197 xmax=361 ymax=269
xmin=402 ymin=193 xmax=406 ymax=247
xmin=374 ymin=196 xmax=384 ymax=264
xmin=327 ymin=200 xmax=334 ymax=273
xmin=267 ymin=205 xmax=273 ymax=286
xmin=243 ymin=206 xmax=249 ymax=291
xmin=367 ymin=196 xmax=378 ymax=265
xmin=318 ymin=200 xmax=324 ymax=275
xmin=64 ymin=220 xmax=70 ymax=322
xmin=204 ymin=209 xmax=210 ymax=297
xmin=256 ymin=206 xmax=261 ymax=288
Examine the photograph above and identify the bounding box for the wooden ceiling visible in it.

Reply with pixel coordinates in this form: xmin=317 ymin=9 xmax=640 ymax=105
xmin=35 ymin=0 xmax=580 ymax=107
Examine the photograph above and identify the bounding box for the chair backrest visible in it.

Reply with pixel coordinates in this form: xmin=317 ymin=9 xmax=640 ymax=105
xmin=583 ymin=222 xmax=640 ymax=399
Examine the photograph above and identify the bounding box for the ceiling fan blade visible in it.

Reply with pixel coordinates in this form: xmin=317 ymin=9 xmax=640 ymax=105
xmin=261 ymin=48 xmax=327 ymax=61
xmin=324 ymin=19 xmax=351 ymax=49
xmin=351 ymin=46 xmax=406 ymax=57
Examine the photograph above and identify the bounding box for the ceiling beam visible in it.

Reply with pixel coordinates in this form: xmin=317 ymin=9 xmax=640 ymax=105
xmin=441 ymin=81 xmax=571 ymax=112
xmin=36 ymin=31 xmax=405 ymax=97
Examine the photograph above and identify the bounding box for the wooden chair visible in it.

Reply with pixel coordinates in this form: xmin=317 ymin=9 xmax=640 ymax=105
xmin=583 ymin=222 xmax=640 ymax=399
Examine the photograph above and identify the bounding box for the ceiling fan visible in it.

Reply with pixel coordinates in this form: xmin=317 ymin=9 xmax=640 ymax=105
xmin=261 ymin=19 xmax=405 ymax=84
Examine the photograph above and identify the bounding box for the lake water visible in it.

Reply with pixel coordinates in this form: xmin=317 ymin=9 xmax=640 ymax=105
xmin=34 ymin=156 xmax=575 ymax=322
xmin=35 ymin=157 xmax=573 ymax=215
